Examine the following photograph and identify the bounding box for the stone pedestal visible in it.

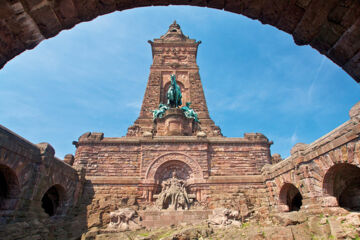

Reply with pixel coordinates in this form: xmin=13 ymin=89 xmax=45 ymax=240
xmin=155 ymin=108 xmax=195 ymax=136
xmin=139 ymin=210 xmax=212 ymax=228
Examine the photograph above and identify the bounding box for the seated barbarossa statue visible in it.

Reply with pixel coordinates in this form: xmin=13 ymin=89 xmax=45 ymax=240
xmin=167 ymin=74 xmax=182 ymax=108
xmin=155 ymin=171 xmax=190 ymax=210
xmin=181 ymin=102 xmax=200 ymax=123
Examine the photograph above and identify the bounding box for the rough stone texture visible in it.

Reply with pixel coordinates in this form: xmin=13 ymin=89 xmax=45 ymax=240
xmin=0 ymin=124 xmax=86 ymax=240
xmin=1 ymin=21 xmax=360 ymax=239
xmin=127 ymin=22 xmax=221 ymax=137
xmin=0 ymin=1 xmax=360 ymax=82
xmin=73 ymin=134 xmax=272 ymax=215
xmin=140 ymin=210 xmax=212 ymax=228
xmin=262 ymin=102 xmax=360 ymax=214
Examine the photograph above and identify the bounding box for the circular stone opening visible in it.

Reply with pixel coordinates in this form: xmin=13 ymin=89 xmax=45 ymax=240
xmin=279 ymin=183 xmax=303 ymax=212
xmin=323 ymin=163 xmax=360 ymax=211
xmin=0 ymin=164 xmax=20 ymax=210
xmin=41 ymin=185 xmax=66 ymax=216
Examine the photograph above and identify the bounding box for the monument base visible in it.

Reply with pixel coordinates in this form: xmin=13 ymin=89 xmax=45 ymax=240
xmin=139 ymin=210 xmax=212 ymax=228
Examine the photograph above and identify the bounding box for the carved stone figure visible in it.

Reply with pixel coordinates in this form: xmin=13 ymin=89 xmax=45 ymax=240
xmin=108 ymin=208 xmax=142 ymax=231
xmin=167 ymin=74 xmax=182 ymax=108
xmin=151 ymin=103 xmax=169 ymax=121
xmin=181 ymin=102 xmax=199 ymax=123
xmin=155 ymin=171 xmax=190 ymax=210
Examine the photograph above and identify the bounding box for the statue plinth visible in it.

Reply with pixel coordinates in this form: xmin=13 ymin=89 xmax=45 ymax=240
xmin=155 ymin=108 xmax=195 ymax=136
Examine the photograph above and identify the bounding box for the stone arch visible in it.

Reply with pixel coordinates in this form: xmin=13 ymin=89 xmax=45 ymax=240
xmin=154 ymin=160 xmax=193 ymax=184
xmin=145 ymin=153 xmax=203 ymax=183
xmin=0 ymin=2 xmax=360 ymax=82
xmin=0 ymin=164 xmax=20 ymax=210
xmin=41 ymin=184 xmax=66 ymax=216
xmin=279 ymin=183 xmax=303 ymax=212
xmin=323 ymin=163 xmax=360 ymax=211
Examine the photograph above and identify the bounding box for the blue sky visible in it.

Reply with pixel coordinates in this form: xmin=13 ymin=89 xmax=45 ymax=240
xmin=0 ymin=6 xmax=359 ymax=159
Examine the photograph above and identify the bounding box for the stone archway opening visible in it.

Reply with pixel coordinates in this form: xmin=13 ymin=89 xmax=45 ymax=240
xmin=41 ymin=184 xmax=66 ymax=217
xmin=279 ymin=183 xmax=303 ymax=212
xmin=323 ymin=163 xmax=360 ymax=211
xmin=0 ymin=164 xmax=20 ymax=210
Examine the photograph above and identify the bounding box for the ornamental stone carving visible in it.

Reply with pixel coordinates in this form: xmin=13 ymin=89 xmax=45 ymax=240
xmin=155 ymin=171 xmax=192 ymax=210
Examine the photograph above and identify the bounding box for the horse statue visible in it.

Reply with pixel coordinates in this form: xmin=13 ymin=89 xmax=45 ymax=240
xmin=167 ymin=74 xmax=182 ymax=108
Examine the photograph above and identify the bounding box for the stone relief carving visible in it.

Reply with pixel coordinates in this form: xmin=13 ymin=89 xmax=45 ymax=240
xmin=155 ymin=171 xmax=192 ymax=210
xmin=108 ymin=208 xmax=142 ymax=231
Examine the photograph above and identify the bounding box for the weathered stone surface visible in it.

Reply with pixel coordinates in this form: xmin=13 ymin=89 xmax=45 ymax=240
xmin=64 ymin=153 xmax=75 ymax=165
xmin=293 ymin=0 xmax=339 ymax=45
xmin=343 ymin=49 xmax=360 ymax=82
xmin=0 ymin=124 xmax=86 ymax=240
xmin=107 ymin=208 xmax=142 ymax=231
xmin=349 ymin=101 xmax=360 ymax=120
xmin=271 ymin=211 xmax=307 ymax=226
xmin=290 ymin=142 xmax=308 ymax=155
xmin=271 ymin=153 xmax=282 ymax=164
xmin=1 ymin=19 xmax=360 ymax=240
xmin=277 ymin=0 xmax=305 ymax=34
xmin=328 ymin=17 xmax=360 ymax=66
xmin=208 ymin=208 xmax=241 ymax=226
xmin=128 ymin=22 xmax=221 ymax=137
xmin=0 ymin=0 xmax=359 ymax=82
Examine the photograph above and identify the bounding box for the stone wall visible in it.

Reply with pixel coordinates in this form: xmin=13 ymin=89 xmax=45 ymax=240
xmin=0 ymin=1 xmax=360 ymax=82
xmin=263 ymin=102 xmax=360 ymax=213
xmin=0 ymin=124 xmax=86 ymax=240
xmin=71 ymin=131 xmax=273 ymax=230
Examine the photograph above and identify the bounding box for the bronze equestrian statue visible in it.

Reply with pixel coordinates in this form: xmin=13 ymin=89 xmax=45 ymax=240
xmin=167 ymin=74 xmax=182 ymax=108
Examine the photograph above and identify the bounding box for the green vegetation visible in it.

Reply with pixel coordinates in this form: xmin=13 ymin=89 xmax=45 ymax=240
xmin=241 ymin=222 xmax=250 ymax=229
xmin=352 ymin=234 xmax=360 ymax=240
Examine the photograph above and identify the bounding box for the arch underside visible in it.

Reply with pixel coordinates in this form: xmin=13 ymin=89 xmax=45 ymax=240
xmin=279 ymin=183 xmax=303 ymax=212
xmin=0 ymin=164 xmax=20 ymax=210
xmin=41 ymin=184 xmax=66 ymax=216
xmin=0 ymin=0 xmax=359 ymax=82
xmin=323 ymin=163 xmax=360 ymax=210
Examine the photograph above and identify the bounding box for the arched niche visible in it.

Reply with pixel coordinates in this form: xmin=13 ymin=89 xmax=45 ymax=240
xmin=161 ymin=79 xmax=189 ymax=107
xmin=145 ymin=153 xmax=204 ymax=183
xmin=323 ymin=163 xmax=360 ymax=211
xmin=279 ymin=183 xmax=303 ymax=212
xmin=0 ymin=164 xmax=20 ymax=211
xmin=41 ymin=184 xmax=66 ymax=217
xmin=154 ymin=160 xmax=193 ymax=184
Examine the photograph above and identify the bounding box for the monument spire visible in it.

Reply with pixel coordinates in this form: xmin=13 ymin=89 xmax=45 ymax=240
xmin=127 ymin=22 xmax=221 ymax=137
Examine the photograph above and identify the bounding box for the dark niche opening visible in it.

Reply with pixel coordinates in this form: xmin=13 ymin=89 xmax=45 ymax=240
xmin=323 ymin=163 xmax=360 ymax=211
xmin=0 ymin=164 xmax=20 ymax=210
xmin=280 ymin=183 xmax=303 ymax=212
xmin=41 ymin=185 xmax=65 ymax=216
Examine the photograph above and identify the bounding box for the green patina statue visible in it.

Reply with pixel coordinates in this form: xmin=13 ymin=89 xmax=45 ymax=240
xmin=151 ymin=103 xmax=169 ymax=121
xmin=181 ymin=102 xmax=200 ymax=123
xmin=167 ymin=74 xmax=182 ymax=108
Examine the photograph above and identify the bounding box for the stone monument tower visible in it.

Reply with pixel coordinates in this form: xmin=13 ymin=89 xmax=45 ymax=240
xmin=127 ymin=21 xmax=221 ymax=137
xmin=72 ymin=21 xmax=272 ymax=228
